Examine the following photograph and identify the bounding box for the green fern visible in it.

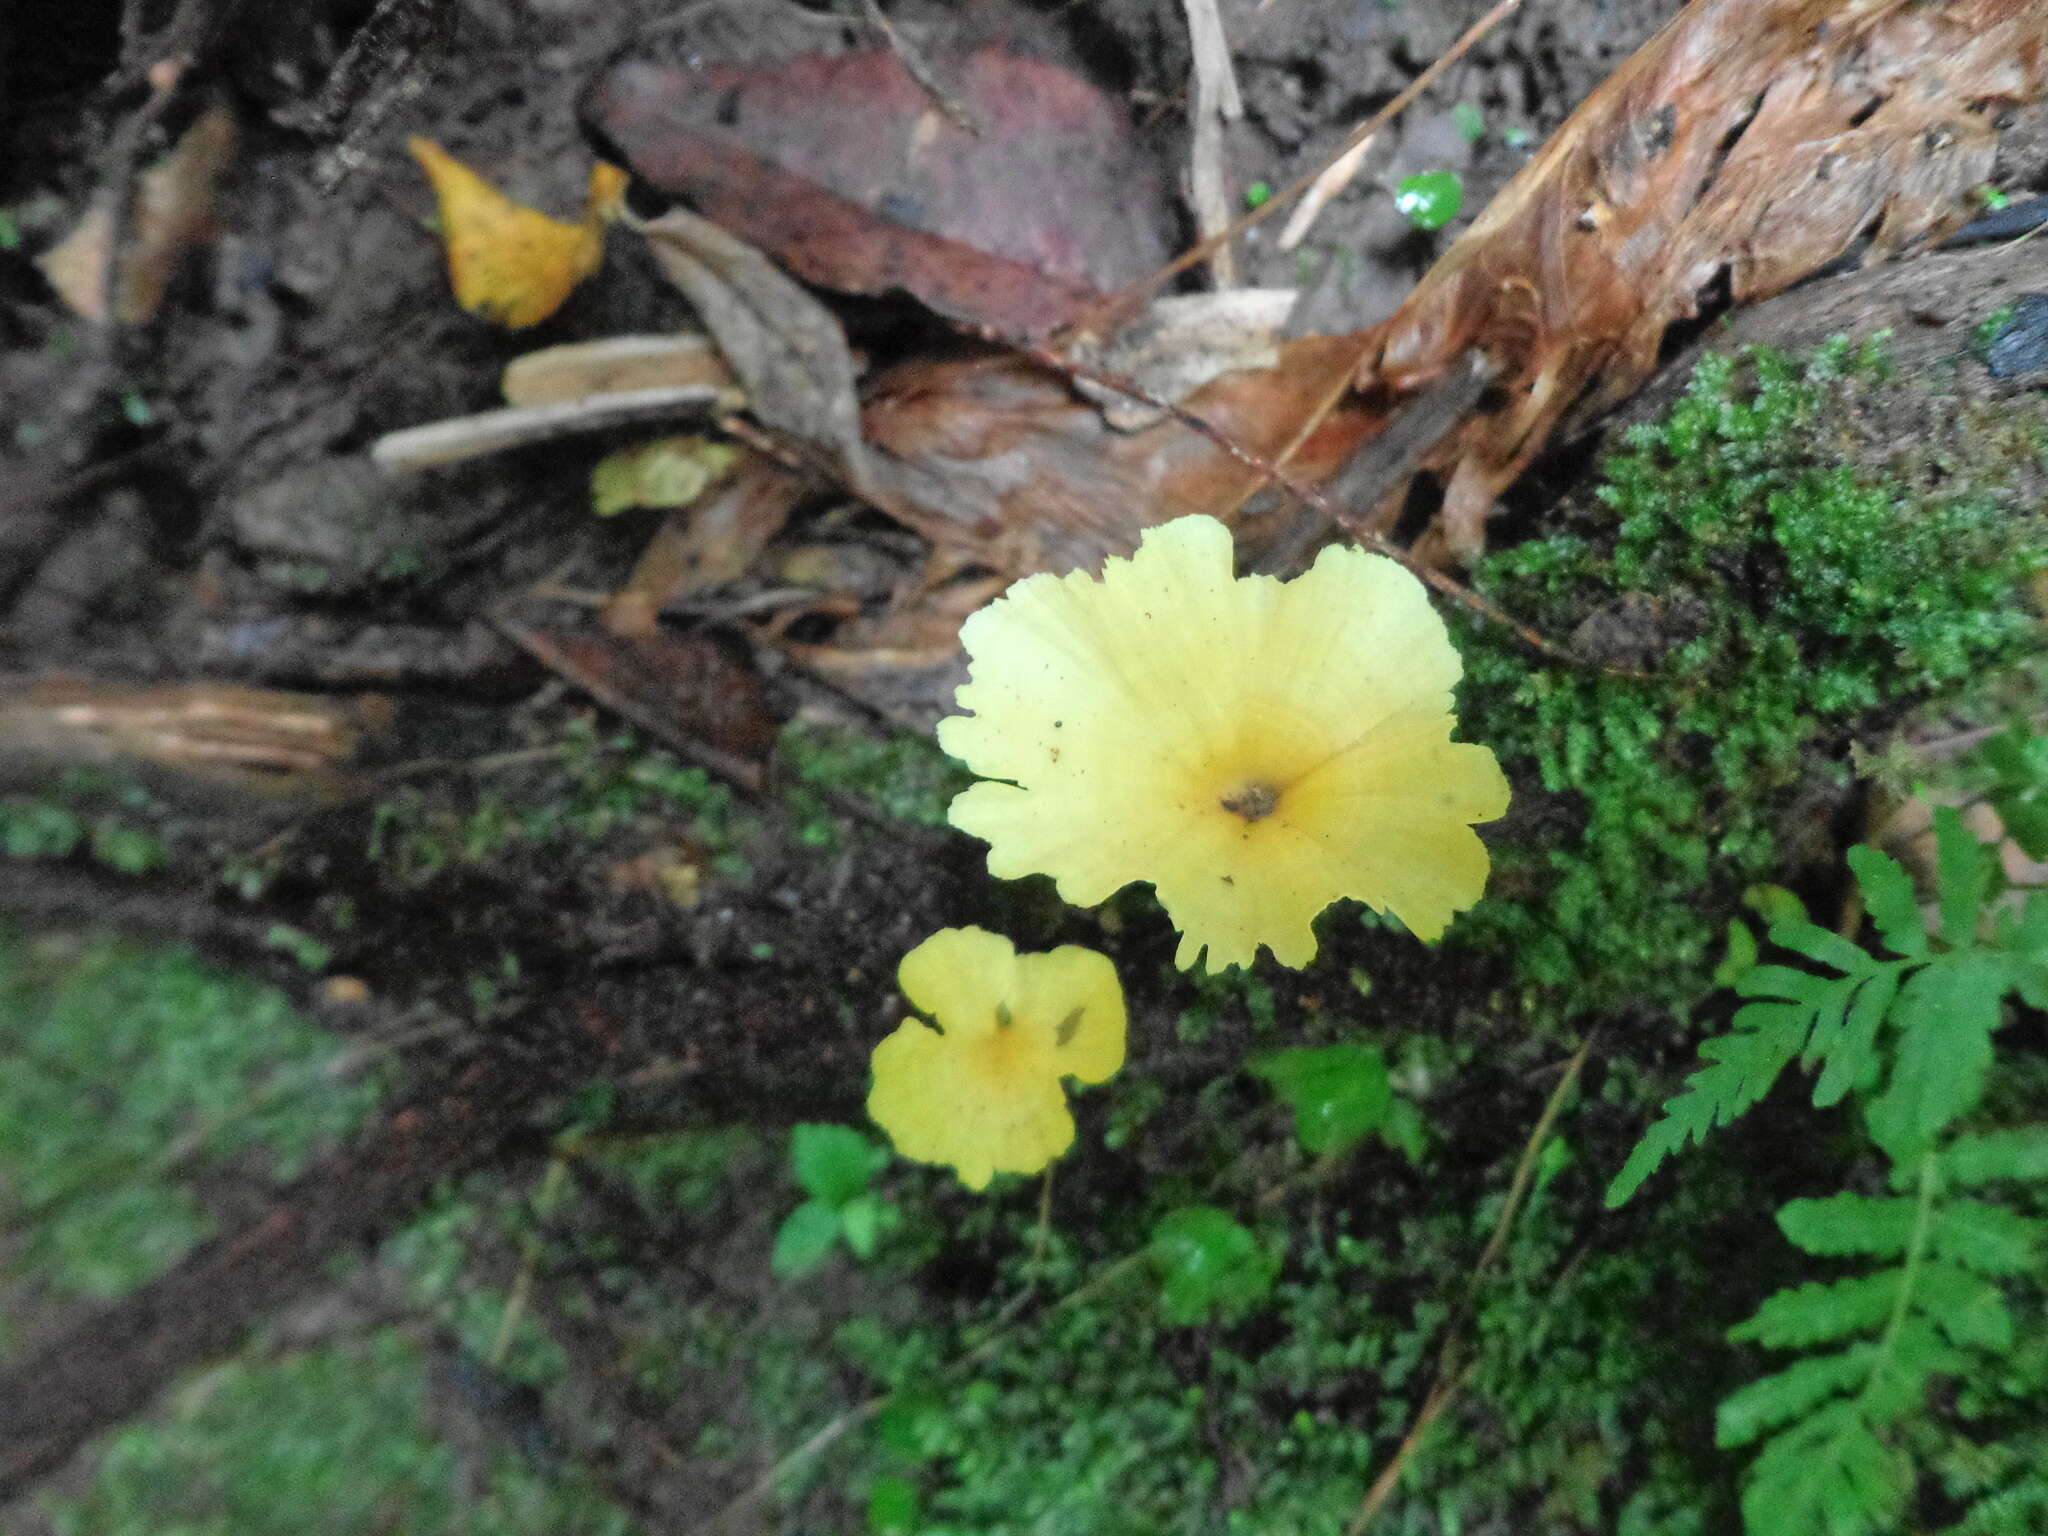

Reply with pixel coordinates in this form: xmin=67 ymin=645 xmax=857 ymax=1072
xmin=1607 ymin=804 xmax=2048 ymax=1536
xmin=1948 ymin=1473 xmax=2048 ymax=1535
xmin=1608 ymin=808 xmax=2048 ymax=1206
xmin=1720 ymin=1123 xmax=2048 ymax=1536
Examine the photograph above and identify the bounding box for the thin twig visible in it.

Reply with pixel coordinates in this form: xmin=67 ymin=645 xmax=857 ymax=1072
xmin=1078 ymin=0 xmax=1520 ymax=336
xmin=369 ymin=385 xmax=736 ymax=472
xmin=1182 ymin=0 xmax=1246 ymax=286
xmin=1347 ymin=1033 xmax=1596 ymax=1535
xmin=861 ymin=0 xmax=982 ymax=133
xmin=490 ymin=1156 xmax=570 ymax=1367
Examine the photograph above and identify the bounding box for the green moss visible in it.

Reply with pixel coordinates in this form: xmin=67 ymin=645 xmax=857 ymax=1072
xmin=39 ymin=1329 xmax=631 ymax=1536
xmin=0 ymin=770 xmax=169 ymax=876
xmin=779 ymin=720 xmax=974 ymax=831
xmin=363 ymin=721 xmax=750 ymax=889
xmin=777 ymin=1165 xmax=1752 ymax=1536
xmin=0 ymin=930 xmax=384 ymax=1305
xmin=1459 ymin=339 xmax=2044 ymax=1005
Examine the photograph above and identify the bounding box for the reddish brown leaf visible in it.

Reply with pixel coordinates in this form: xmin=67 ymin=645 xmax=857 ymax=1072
xmin=582 ymin=47 xmax=1174 ymax=336
xmin=499 ymin=625 xmax=777 ymax=787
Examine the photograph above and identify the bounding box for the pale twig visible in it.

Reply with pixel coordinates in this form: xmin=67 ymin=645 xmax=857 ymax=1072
xmin=369 ymin=385 xmax=737 ymax=472
xmin=490 ymin=1156 xmax=571 ymax=1367
xmin=1182 ymin=0 xmax=1246 ymax=286
xmin=1278 ymin=132 xmax=1376 ymax=251
xmin=1082 ymin=0 xmax=1520 ymax=334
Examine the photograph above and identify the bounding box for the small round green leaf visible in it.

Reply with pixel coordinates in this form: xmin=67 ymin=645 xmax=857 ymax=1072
xmin=1249 ymin=1043 xmax=1392 ymax=1156
xmin=839 ymin=1193 xmax=886 ymax=1260
xmin=791 ymin=1123 xmax=886 ymax=1205
xmin=867 ymin=1474 xmax=920 ymax=1534
xmin=877 ymin=1388 xmax=952 ymax=1462
xmin=771 ymin=1199 xmax=843 ymax=1278
xmin=1149 ymin=1205 xmax=1281 ymax=1324
xmin=1393 ymin=171 xmax=1463 ymax=231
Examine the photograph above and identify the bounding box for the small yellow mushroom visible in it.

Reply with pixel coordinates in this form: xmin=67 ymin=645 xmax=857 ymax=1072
xmin=868 ymin=927 xmax=1126 ymax=1190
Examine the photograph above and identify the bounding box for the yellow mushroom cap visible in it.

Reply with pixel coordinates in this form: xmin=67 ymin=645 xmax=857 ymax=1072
xmin=867 ymin=927 xmax=1126 ymax=1191
xmin=936 ymin=514 xmax=1510 ymax=971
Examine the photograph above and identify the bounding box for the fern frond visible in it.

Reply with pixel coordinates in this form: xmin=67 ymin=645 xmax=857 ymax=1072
xmin=1866 ymin=954 xmax=2010 ymax=1159
xmin=1604 ymin=997 xmax=1814 ymax=1206
xmin=1913 ymin=1261 xmax=2014 ymax=1352
xmin=1932 ymin=1200 xmax=2044 ymax=1278
xmin=1774 ymin=1193 xmax=1919 ymax=1258
xmin=1718 ymin=1347 xmax=1876 ymax=1449
xmin=1738 ymin=1399 xmax=1912 ymax=1536
xmin=1846 ymin=845 xmax=1927 ymax=960
xmin=1728 ymin=1270 xmax=1903 ymax=1350
xmin=1607 ymin=902 xmax=1905 ymax=1208
xmin=1943 ymin=1126 xmax=2048 ymax=1186
xmin=1809 ymin=967 xmax=1896 ymax=1107
xmin=1935 ymin=805 xmax=1997 ymax=949
xmin=1949 ymin=1475 xmax=2048 ymax=1535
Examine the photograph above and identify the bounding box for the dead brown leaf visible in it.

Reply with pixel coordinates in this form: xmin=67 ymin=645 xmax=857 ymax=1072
xmin=631 ymin=207 xmax=868 ymax=486
xmin=496 ymin=624 xmax=777 ymax=790
xmin=37 ymin=106 xmax=237 ymax=325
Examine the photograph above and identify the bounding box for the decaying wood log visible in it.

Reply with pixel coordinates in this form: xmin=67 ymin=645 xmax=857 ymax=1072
xmin=1360 ymin=0 xmax=2048 ymax=557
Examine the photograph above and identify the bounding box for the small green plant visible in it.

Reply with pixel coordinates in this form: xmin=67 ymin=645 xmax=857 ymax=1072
xmin=1394 ymin=170 xmax=1464 ymax=231
xmin=773 ymin=1124 xmax=896 ymax=1278
xmin=1249 ymin=1041 xmax=1426 ymax=1160
xmin=1608 ymin=808 xmax=2043 ymax=1204
xmin=1975 ymin=720 xmax=2048 ymax=860
xmin=1610 ymin=808 xmax=2048 ymax=1535
xmin=1147 ymin=1205 xmax=1282 ymax=1324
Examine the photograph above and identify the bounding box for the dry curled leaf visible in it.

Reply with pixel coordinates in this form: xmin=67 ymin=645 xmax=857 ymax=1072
xmin=38 ymin=106 xmax=237 ymax=325
xmin=1358 ymin=0 xmax=2048 ymax=558
xmin=630 ymin=206 xmax=868 ymax=484
xmin=409 ymin=137 xmax=625 ymax=328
